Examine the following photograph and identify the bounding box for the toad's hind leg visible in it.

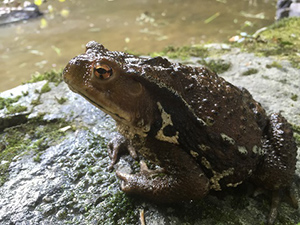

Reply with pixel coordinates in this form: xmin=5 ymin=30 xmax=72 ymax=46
xmin=116 ymin=141 xmax=210 ymax=203
xmin=252 ymin=113 xmax=297 ymax=224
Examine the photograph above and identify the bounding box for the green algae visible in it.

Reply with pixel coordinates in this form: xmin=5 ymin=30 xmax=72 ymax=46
xmin=0 ymin=116 xmax=70 ymax=186
xmin=234 ymin=17 xmax=300 ymax=68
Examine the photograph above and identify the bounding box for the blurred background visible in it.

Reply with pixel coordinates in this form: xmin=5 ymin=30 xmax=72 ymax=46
xmin=0 ymin=0 xmax=277 ymax=92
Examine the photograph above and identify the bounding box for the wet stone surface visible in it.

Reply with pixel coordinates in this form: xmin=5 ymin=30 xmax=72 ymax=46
xmin=0 ymin=47 xmax=300 ymax=224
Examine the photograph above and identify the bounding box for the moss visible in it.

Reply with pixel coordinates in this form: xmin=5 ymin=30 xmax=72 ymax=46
xmin=27 ymin=69 xmax=63 ymax=85
xmin=233 ymin=17 xmax=300 ymax=68
xmin=291 ymin=94 xmax=298 ymax=101
xmin=0 ymin=117 xmax=69 ymax=186
xmin=266 ymin=61 xmax=283 ymax=69
xmin=33 ymin=152 xmax=42 ymax=162
xmin=56 ymin=97 xmax=67 ymax=104
xmin=242 ymin=68 xmax=258 ymax=76
xmin=102 ymin=191 xmax=139 ymax=224
xmin=31 ymin=99 xmax=42 ymax=106
xmin=0 ymin=96 xmax=21 ymax=110
xmin=6 ymin=104 xmax=27 ymax=114
xmin=151 ymin=45 xmax=209 ymax=60
xmin=124 ymin=49 xmax=141 ymax=56
xmin=42 ymin=131 xmax=139 ymax=224
xmin=40 ymin=82 xmax=51 ymax=93
xmin=292 ymin=124 xmax=300 ymax=145
xmin=293 ymin=124 xmax=300 ymax=133
xmin=22 ymin=91 xmax=29 ymax=96
xmin=31 ymin=96 xmax=42 ymax=106
xmin=197 ymin=59 xmax=231 ymax=74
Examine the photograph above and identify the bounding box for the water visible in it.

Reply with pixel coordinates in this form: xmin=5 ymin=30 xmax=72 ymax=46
xmin=0 ymin=0 xmax=276 ymax=92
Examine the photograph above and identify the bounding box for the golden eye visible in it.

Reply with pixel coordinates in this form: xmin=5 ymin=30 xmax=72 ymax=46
xmin=94 ymin=63 xmax=113 ymax=80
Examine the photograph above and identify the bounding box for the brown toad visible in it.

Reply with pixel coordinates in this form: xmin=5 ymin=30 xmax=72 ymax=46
xmin=63 ymin=41 xmax=297 ymax=224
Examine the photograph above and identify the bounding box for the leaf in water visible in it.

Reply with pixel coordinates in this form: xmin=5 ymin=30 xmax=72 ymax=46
xmin=89 ymin=28 xmax=101 ymax=32
xmin=40 ymin=18 xmax=48 ymax=29
xmin=51 ymin=46 xmax=61 ymax=56
xmin=48 ymin=5 xmax=54 ymax=13
xmin=59 ymin=0 xmax=66 ymax=2
xmin=19 ymin=63 xmax=27 ymax=68
xmin=156 ymin=35 xmax=168 ymax=41
xmin=243 ymin=21 xmax=253 ymax=27
xmin=30 ymin=50 xmax=44 ymax=56
xmin=34 ymin=0 xmax=43 ymax=6
xmin=60 ymin=9 xmax=70 ymax=18
xmin=240 ymin=11 xmax=265 ymax=19
xmin=204 ymin=12 xmax=220 ymax=24
xmin=125 ymin=37 xmax=130 ymax=43
xmin=229 ymin=35 xmax=239 ymax=42
xmin=35 ymin=60 xmax=48 ymax=68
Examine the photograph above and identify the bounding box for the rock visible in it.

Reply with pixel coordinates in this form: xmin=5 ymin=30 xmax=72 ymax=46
xmin=0 ymin=47 xmax=299 ymax=224
xmin=276 ymin=0 xmax=300 ymax=20
xmin=0 ymin=3 xmax=43 ymax=26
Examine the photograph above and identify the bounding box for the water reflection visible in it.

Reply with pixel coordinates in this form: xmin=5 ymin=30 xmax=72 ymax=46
xmin=0 ymin=0 xmax=276 ymax=91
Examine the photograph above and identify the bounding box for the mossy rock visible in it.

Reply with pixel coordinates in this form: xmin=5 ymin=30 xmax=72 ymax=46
xmin=235 ymin=17 xmax=300 ymax=68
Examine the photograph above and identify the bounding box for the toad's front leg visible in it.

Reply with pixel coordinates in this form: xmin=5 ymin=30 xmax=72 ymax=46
xmin=116 ymin=141 xmax=210 ymax=203
xmin=108 ymin=135 xmax=138 ymax=168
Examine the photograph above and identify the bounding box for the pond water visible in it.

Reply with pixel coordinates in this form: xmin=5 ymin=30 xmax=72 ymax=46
xmin=0 ymin=0 xmax=276 ymax=92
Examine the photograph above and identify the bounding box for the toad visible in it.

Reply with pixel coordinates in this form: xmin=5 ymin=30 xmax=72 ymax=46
xmin=63 ymin=41 xmax=297 ymax=224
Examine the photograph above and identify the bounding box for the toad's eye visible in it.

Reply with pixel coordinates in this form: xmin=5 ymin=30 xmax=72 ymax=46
xmin=94 ymin=63 xmax=113 ymax=80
